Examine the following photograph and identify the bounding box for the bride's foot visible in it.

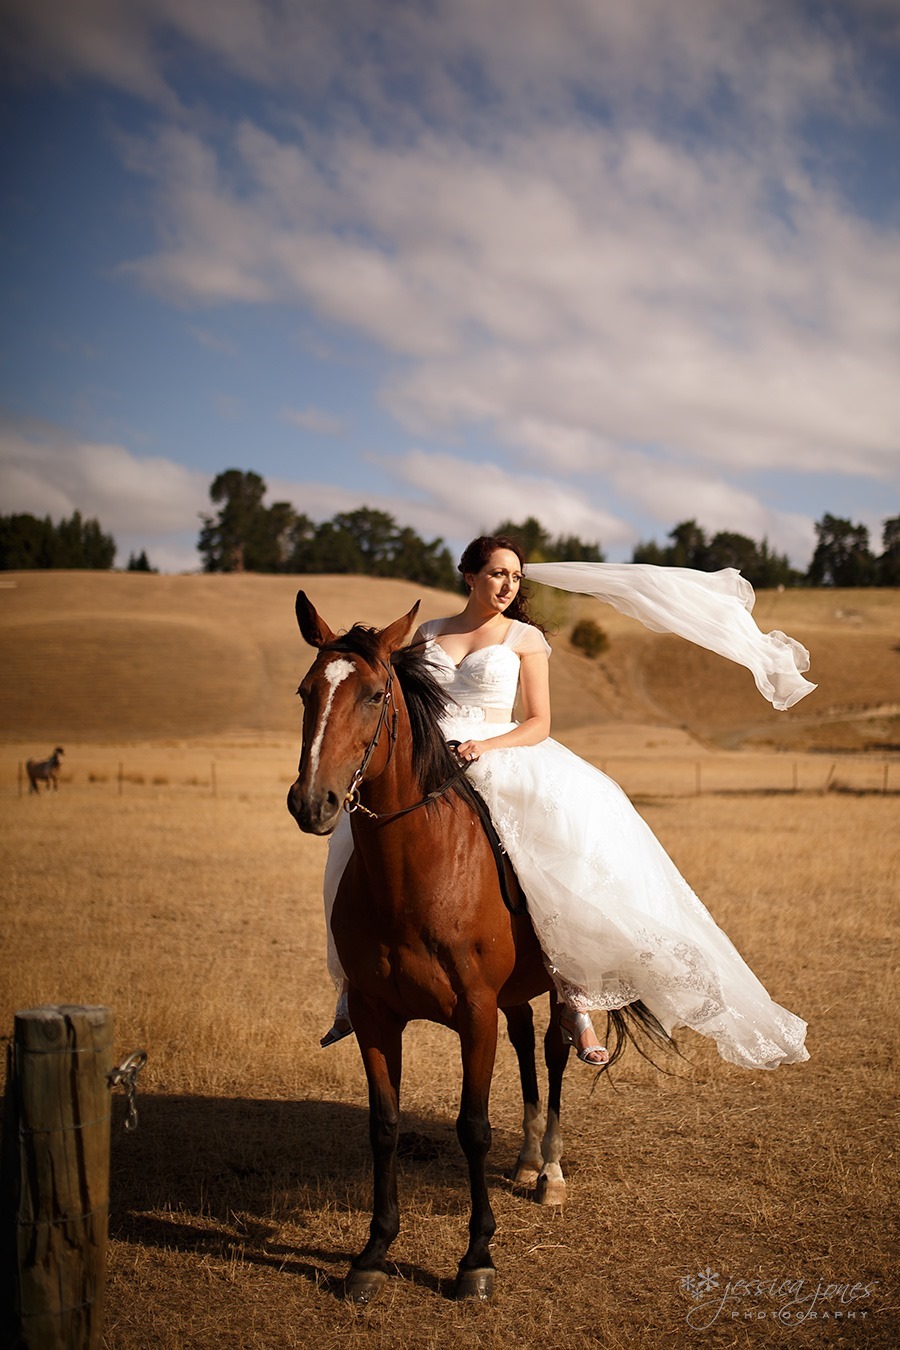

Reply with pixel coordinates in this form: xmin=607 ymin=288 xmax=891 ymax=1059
xmin=320 ymin=990 xmax=354 ymax=1047
xmin=560 ymin=1009 xmax=609 ymax=1066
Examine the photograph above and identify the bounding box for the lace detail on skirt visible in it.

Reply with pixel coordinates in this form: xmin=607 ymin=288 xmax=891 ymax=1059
xmin=466 ymin=733 xmax=809 ymax=1070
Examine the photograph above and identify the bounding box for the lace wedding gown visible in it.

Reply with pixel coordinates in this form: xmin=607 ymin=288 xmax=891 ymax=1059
xmin=324 ymin=617 xmax=809 ymax=1071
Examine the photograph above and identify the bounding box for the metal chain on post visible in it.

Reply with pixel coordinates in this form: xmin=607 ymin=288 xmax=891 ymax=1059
xmin=106 ymin=1049 xmax=148 ymax=1131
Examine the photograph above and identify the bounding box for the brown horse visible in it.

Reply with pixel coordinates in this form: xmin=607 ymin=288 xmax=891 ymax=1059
xmin=26 ymin=746 xmax=64 ymax=794
xmin=286 ymin=594 xmax=660 ymax=1302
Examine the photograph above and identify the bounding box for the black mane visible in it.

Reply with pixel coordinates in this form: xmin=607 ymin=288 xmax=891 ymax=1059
xmin=326 ymin=624 xmax=481 ymax=809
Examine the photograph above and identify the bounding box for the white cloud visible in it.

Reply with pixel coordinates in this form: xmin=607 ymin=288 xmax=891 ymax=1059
xmin=379 ymin=449 xmax=632 ymax=550
xmin=2 ymin=0 xmax=880 ymax=130
xmin=188 ymin=326 xmax=237 ymax=357
xmin=0 ymin=416 xmax=209 ymax=542
xmin=0 ymin=0 xmax=172 ymax=104
xmin=282 ymin=406 xmax=346 ymax=436
xmin=115 ymin=112 xmax=900 ymax=494
xmin=3 ymin=0 xmax=898 ymax=566
xmin=606 ymin=451 xmax=816 ymax=563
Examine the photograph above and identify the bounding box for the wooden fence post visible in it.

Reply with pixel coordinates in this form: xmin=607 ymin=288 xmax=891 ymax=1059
xmin=0 ymin=1005 xmax=114 ymax=1349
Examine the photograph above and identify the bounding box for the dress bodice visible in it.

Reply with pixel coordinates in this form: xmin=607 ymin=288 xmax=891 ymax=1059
xmin=419 ymin=618 xmax=550 ymax=717
xmin=427 ymin=642 xmax=522 ymax=711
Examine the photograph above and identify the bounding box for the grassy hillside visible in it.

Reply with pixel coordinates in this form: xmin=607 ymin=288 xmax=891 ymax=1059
xmin=1 ymin=570 xmax=897 ymax=751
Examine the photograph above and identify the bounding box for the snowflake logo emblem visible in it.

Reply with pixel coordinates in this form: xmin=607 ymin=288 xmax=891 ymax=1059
xmin=681 ymin=1267 xmax=720 ymax=1301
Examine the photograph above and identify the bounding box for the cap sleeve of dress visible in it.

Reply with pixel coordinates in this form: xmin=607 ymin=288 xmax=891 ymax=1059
xmin=508 ymin=621 xmax=551 ymax=657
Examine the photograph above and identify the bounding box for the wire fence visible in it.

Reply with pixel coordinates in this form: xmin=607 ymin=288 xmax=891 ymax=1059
xmin=8 ymin=752 xmax=897 ymax=801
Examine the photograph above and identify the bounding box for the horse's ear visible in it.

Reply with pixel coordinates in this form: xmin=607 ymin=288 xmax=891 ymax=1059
xmin=295 ymin=591 xmax=336 ymax=648
xmin=382 ymin=601 xmax=421 ymax=654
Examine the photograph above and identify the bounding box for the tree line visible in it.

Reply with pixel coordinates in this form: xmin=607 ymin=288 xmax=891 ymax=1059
xmin=196 ymin=470 xmax=460 ymax=587
xmin=0 ymin=511 xmax=117 ymax=570
xmin=196 ymin=472 xmax=899 ymax=588
xmin=2 ymin=469 xmax=897 ymax=588
xmin=633 ymin=514 xmax=899 ymax=587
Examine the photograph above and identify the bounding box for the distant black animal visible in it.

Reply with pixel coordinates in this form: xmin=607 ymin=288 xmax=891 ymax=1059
xmin=26 ymin=747 xmax=64 ymax=794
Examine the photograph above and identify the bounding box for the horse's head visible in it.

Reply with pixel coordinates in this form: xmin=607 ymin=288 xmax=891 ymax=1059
xmin=287 ymin=592 xmax=420 ymax=834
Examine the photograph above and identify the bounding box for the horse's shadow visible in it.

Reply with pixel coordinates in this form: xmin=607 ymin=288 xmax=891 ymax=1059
xmin=109 ymin=1094 xmax=520 ymax=1299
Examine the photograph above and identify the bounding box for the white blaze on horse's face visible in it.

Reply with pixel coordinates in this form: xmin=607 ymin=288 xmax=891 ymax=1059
xmin=308 ymin=657 xmax=356 ymax=788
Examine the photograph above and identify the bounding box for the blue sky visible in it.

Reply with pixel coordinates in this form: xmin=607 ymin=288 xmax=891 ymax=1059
xmin=1 ymin=0 xmax=898 ymax=572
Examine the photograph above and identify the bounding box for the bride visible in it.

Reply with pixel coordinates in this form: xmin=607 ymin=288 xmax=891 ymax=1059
xmin=320 ymin=535 xmax=811 ymax=1071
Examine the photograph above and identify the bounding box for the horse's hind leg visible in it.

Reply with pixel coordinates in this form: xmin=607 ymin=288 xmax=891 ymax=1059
xmin=345 ymin=1001 xmax=403 ymax=1305
xmin=536 ymin=996 xmax=568 ymax=1207
xmin=455 ymin=1001 xmax=500 ymax=1300
xmin=503 ymin=1003 xmax=545 ymax=1188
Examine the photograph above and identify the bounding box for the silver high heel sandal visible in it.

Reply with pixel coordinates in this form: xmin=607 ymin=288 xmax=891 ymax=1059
xmin=560 ymin=1009 xmax=609 ymax=1065
xmin=320 ymin=990 xmax=354 ymax=1048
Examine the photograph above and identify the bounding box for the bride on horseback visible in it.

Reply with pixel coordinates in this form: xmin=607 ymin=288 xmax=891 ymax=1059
xmin=320 ymin=534 xmax=811 ymax=1072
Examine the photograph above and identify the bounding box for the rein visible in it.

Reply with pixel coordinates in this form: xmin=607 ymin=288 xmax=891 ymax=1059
xmin=345 ymin=749 xmax=472 ymax=823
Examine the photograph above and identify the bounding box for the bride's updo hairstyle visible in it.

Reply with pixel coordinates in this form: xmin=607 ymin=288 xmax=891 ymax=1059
xmin=458 ymin=535 xmax=546 ymax=631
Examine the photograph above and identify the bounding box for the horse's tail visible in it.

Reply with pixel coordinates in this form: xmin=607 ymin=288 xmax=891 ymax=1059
xmin=600 ymin=999 xmax=682 ymax=1076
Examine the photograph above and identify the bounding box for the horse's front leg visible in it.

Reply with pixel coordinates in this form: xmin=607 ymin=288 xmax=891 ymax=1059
xmin=454 ymin=1000 xmax=500 ymax=1300
xmin=502 ymin=1002 xmax=545 ymax=1188
xmin=345 ymin=995 xmax=404 ymax=1305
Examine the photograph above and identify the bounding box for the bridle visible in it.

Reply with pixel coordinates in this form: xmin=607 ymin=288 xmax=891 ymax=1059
xmin=339 ymin=655 xmax=471 ymax=823
xmin=341 ymin=657 xmax=400 ymax=816
xmin=334 ymin=649 xmax=526 ymax=915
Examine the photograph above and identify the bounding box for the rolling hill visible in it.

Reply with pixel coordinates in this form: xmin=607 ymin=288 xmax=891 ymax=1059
xmin=1 ymin=571 xmax=897 ymax=752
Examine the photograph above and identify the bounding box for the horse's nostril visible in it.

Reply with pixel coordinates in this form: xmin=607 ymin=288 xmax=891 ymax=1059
xmin=326 ymin=790 xmax=338 ymax=809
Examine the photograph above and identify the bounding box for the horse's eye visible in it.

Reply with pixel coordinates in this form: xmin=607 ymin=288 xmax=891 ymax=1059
xmin=296 ymin=687 xmax=308 ymax=703
xmin=368 ymin=691 xmax=385 ymax=705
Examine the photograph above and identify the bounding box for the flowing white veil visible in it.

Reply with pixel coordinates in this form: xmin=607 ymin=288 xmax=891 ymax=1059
xmin=524 ymin=562 xmax=816 ymax=711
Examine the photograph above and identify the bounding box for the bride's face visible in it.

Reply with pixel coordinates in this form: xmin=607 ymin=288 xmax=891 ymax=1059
xmin=468 ymin=548 xmax=523 ymax=614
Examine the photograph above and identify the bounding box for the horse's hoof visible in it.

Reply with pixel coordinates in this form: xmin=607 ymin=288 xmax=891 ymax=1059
xmin=344 ymin=1267 xmax=389 ymax=1304
xmin=512 ymin=1163 xmax=540 ymax=1188
xmin=535 ymin=1173 xmax=567 ymax=1206
xmin=454 ymin=1267 xmax=495 ymax=1301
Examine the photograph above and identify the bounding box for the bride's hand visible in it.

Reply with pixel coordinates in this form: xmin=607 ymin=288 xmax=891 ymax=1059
xmin=456 ymin=739 xmax=487 ymax=762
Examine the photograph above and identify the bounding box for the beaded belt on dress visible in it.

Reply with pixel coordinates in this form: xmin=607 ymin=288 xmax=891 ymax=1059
xmin=448 ymin=705 xmax=514 ymax=723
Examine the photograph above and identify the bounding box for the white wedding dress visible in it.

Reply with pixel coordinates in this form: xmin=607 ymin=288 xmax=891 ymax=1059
xmin=324 ymin=617 xmax=809 ymax=1071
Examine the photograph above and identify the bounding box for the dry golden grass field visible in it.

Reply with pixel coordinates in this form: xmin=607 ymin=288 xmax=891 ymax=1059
xmin=1 ymin=571 xmax=898 ymax=1347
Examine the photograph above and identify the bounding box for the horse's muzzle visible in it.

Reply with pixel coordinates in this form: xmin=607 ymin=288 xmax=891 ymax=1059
xmin=286 ymin=778 xmax=341 ymax=835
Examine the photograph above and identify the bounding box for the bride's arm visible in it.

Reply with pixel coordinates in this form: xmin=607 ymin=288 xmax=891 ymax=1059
xmin=455 ymin=650 xmax=551 ymax=761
